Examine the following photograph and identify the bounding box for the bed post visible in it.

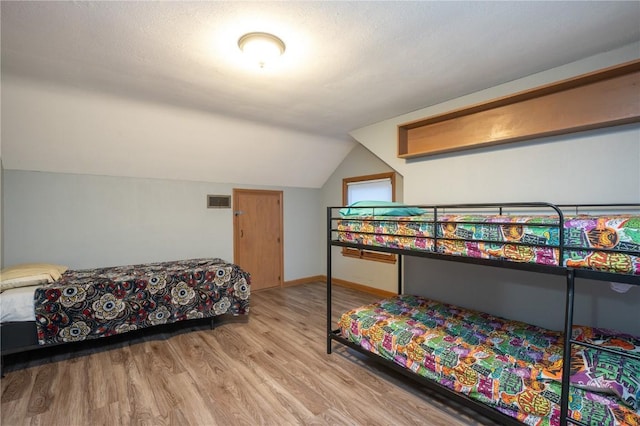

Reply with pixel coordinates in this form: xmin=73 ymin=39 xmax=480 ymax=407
xmin=560 ymin=269 xmax=575 ymax=426
xmin=397 ymin=254 xmax=402 ymax=295
xmin=327 ymin=206 xmax=333 ymax=354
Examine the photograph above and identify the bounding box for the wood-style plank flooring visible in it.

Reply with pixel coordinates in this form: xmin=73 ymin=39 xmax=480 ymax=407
xmin=1 ymin=282 xmax=497 ymax=426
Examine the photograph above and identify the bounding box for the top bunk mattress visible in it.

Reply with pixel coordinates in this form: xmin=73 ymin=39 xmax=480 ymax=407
xmin=336 ymin=211 xmax=640 ymax=276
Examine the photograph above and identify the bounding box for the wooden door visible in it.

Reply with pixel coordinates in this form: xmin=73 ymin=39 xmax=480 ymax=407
xmin=233 ymin=189 xmax=283 ymax=291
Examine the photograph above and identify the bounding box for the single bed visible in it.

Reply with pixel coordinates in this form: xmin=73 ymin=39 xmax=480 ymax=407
xmin=327 ymin=202 xmax=640 ymax=426
xmin=1 ymin=258 xmax=250 ymax=362
xmin=339 ymin=294 xmax=639 ymax=425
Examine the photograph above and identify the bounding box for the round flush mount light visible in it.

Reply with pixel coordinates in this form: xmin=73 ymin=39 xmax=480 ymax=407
xmin=238 ymin=32 xmax=286 ymax=68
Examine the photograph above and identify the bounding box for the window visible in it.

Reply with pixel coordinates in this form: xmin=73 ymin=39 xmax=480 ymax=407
xmin=345 ymin=178 xmax=393 ymax=205
xmin=342 ymin=172 xmax=396 ymax=263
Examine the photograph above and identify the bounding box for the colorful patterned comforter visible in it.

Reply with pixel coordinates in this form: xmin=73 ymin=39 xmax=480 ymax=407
xmin=34 ymin=258 xmax=250 ymax=345
xmin=337 ymin=214 xmax=640 ymax=275
xmin=339 ymin=295 xmax=640 ymax=426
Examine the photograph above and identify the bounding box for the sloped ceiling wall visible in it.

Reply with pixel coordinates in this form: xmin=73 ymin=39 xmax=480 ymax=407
xmin=1 ymin=76 xmax=355 ymax=188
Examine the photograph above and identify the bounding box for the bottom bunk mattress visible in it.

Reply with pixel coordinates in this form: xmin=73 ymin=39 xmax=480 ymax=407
xmin=33 ymin=258 xmax=250 ymax=345
xmin=338 ymin=295 xmax=640 ymax=426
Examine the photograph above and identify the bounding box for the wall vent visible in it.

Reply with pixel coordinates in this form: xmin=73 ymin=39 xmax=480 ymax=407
xmin=207 ymin=195 xmax=231 ymax=209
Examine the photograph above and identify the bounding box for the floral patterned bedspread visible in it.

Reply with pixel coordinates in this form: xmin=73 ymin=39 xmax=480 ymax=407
xmin=337 ymin=214 xmax=640 ymax=275
xmin=34 ymin=258 xmax=250 ymax=345
xmin=339 ymin=295 xmax=640 ymax=426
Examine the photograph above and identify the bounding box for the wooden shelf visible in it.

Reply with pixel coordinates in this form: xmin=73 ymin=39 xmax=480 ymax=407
xmin=398 ymin=59 xmax=640 ymax=159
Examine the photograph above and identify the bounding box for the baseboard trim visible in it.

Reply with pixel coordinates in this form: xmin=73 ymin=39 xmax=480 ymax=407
xmin=324 ymin=276 xmax=396 ymax=298
xmin=282 ymin=275 xmax=396 ymax=298
xmin=283 ymin=275 xmax=324 ymax=288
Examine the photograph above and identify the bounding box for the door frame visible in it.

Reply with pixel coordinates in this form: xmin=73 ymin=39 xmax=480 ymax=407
xmin=232 ymin=188 xmax=284 ymax=288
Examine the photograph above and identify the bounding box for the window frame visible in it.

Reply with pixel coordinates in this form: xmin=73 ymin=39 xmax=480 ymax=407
xmin=342 ymin=172 xmax=397 ymax=264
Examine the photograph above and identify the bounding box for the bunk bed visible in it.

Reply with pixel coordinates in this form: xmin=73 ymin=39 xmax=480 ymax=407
xmin=326 ymin=202 xmax=639 ymax=426
xmin=1 ymin=258 xmax=251 ymax=372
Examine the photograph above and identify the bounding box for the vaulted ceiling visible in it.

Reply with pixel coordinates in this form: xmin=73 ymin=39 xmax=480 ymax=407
xmin=2 ymin=1 xmax=639 ymax=187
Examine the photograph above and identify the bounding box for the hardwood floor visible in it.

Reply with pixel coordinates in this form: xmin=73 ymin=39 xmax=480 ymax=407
xmin=1 ymin=283 xmax=498 ymax=426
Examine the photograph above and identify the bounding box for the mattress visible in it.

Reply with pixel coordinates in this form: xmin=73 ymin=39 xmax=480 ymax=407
xmin=33 ymin=258 xmax=250 ymax=345
xmin=339 ymin=295 xmax=640 ymax=425
xmin=0 ymin=285 xmax=37 ymax=323
xmin=337 ymin=214 xmax=640 ymax=275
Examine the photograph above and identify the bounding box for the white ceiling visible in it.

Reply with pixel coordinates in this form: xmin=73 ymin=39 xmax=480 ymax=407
xmin=2 ymin=1 xmax=640 ymax=186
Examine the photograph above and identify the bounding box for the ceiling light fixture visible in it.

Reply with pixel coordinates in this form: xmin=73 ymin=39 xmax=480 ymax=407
xmin=238 ymin=32 xmax=286 ymax=68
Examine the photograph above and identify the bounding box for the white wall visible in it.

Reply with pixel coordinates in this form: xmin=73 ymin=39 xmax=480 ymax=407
xmin=3 ymin=170 xmax=322 ymax=281
xmin=282 ymin=185 xmax=323 ymax=281
xmin=321 ymin=144 xmax=402 ymax=293
xmin=1 ymin=76 xmax=354 ymax=189
xmin=350 ymin=43 xmax=640 ymax=334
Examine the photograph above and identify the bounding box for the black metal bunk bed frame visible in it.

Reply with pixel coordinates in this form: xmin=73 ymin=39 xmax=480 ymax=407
xmin=326 ymin=202 xmax=640 ymax=426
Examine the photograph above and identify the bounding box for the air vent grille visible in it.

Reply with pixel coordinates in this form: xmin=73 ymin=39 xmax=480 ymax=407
xmin=207 ymin=195 xmax=231 ymax=209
